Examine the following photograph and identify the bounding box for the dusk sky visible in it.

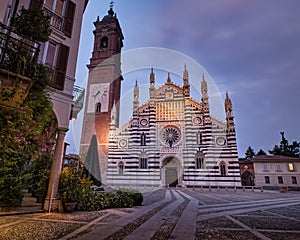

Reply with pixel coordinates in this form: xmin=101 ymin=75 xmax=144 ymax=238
xmin=68 ymin=0 xmax=300 ymax=157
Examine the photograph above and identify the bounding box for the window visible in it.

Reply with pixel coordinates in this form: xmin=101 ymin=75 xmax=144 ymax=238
xmin=196 ymin=156 xmax=204 ymax=169
xmin=101 ymin=37 xmax=109 ymax=48
xmin=278 ymin=176 xmax=283 ymax=184
xmin=220 ymin=162 xmax=226 ymax=176
xmin=195 ymin=151 xmax=205 ymax=169
xmin=140 ymin=132 xmax=146 ymax=146
xmin=196 ymin=131 xmax=202 ymax=145
xmin=53 ymin=44 xmax=69 ymax=90
xmin=63 ymin=0 xmax=76 ymax=37
xmin=42 ymin=42 xmax=69 ymax=90
xmin=265 ymin=176 xmax=270 ymax=184
xmin=30 ymin=0 xmax=43 ymax=9
xmin=292 ymin=176 xmax=297 ymax=184
xmin=263 ymin=163 xmax=269 ymax=172
xmin=45 ymin=42 xmax=56 ymax=68
xmin=288 ymin=163 xmax=295 ymax=171
xmin=139 ymin=157 xmax=148 ymax=169
xmin=45 ymin=0 xmax=54 ymax=9
xmin=118 ymin=161 xmax=124 ymax=175
xmin=275 ymin=163 xmax=281 ymax=172
xmin=96 ymin=102 xmax=101 ymax=113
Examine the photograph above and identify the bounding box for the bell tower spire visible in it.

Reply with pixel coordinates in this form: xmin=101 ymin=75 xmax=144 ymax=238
xmin=133 ymin=80 xmax=139 ymax=110
xmin=225 ymin=91 xmax=235 ymax=132
xmin=201 ymin=72 xmax=209 ymax=113
xmin=183 ymin=64 xmax=190 ymax=97
xmin=149 ymin=68 xmax=155 ymax=99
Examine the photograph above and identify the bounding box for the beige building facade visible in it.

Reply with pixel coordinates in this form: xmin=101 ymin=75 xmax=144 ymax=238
xmin=252 ymin=155 xmax=300 ymax=190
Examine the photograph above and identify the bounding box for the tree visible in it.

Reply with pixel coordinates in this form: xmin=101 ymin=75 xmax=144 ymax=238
xmin=269 ymin=132 xmax=300 ymax=158
xmin=10 ymin=7 xmax=51 ymax=42
xmin=256 ymin=149 xmax=267 ymax=156
xmin=245 ymin=146 xmax=255 ymax=159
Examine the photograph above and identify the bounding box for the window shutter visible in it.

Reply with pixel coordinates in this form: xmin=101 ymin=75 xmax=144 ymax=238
xmin=63 ymin=1 xmax=76 ymax=37
xmin=30 ymin=0 xmax=43 ymax=9
xmin=54 ymin=44 xmax=69 ymax=90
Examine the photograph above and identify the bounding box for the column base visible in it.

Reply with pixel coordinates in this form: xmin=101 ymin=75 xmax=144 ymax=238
xmin=43 ymin=198 xmax=63 ymax=212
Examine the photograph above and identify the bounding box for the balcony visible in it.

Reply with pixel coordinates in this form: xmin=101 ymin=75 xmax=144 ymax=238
xmin=70 ymin=85 xmax=85 ymax=120
xmin=43 ymin=7 xmax=63 ymax=32
xmin=0 ymin=23 xmax=40 ymax=79
xmin=0 ymin=23 xmax=39 ymax=107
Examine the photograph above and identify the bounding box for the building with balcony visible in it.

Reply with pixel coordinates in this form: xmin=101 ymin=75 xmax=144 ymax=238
xmin=0 ymin=0 xmax=87 ymax=211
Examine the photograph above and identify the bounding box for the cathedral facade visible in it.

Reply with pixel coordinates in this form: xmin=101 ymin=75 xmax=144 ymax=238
xmin=80 ymin=7 xmax=241 ymax=188
xmin=107 ymin=68 xmax=241 ymax=187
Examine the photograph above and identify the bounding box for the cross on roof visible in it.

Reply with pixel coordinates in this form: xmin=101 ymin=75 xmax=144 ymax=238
xmin=109 ymin=1 xmax=114 ymax=8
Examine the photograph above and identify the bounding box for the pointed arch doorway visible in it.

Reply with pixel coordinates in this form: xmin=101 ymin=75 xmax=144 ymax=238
xmin=161 ymin=157 xmax=182 ymax=187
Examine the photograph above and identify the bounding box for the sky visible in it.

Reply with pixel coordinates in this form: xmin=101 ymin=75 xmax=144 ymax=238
xmin=67 ymin=0 xmax=300 ymax=157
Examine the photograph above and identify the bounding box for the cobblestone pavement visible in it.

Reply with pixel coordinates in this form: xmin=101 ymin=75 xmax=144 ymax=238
xmin=0 ymin=188 xmax=300 ymax=240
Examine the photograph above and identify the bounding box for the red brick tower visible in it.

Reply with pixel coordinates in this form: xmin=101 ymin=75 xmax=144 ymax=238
xmin=80 ymin=5 xmax=124 ymax=183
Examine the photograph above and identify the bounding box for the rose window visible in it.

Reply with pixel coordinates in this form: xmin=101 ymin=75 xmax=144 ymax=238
xmin=161 ymin=126 xmax=181 ymax=147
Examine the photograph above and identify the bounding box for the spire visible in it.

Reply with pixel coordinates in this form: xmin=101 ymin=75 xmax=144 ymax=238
xmin=149 ymin=68 xmax=155 ymax=99
xmin=150 ymin=67 xmax=155 ymax=84
xmin=201 ymin=72 xmax=208 ymax=102
xmin=183 ymin=64 xmax=189 ymax=83
xmin=133 ymin=80 xmax=139 ymax=110
xmin=167 ymin=72 xmax=171 ymax=84
xmin=183 ymin=64 xmax=190 ymax=97
xmin=225 ymin=91 xmax=235 ymax=133
xmin=225 ymin=91 xmax=233 ymax=114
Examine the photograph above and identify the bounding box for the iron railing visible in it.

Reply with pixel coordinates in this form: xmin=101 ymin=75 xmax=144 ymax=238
xmin=71 ymin=85 xmax=85 ymax=120
xmin=43 ymin=7 xmax=63 ymax=32
xmin=0 ymin=22 xmax=40 ymax=79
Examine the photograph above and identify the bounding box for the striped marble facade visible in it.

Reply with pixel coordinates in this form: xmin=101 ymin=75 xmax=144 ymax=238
xmin=106 ymin=68 xmax=241 ymax=188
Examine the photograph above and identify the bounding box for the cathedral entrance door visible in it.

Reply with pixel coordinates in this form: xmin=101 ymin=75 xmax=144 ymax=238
xmin=162 ymin=157 xmax=181 ymax=187
xmin=165 ymin=167 xmax=178 ymax=187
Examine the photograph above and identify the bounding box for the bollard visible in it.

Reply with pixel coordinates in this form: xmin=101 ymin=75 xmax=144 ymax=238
xmin=243 ymin=186 xmax=245 ymax=192
xmin=234 ymin=186 xmax=237 ymax=192
xmin=260 ymin=186 xmax=263 ymax=192
xmin=217 ymin=186 xmax=220 ymax=191
xmin=201 ymin=186 xmax=203 ymax=191
xmin=225 ymin=186 xmax=228 ymax=191
xmin=251 ymin=186 xmax=254 ymax=192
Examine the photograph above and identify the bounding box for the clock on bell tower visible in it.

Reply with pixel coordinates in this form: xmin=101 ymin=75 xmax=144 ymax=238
xmin=80 ymin=4 xmax=124 ymax=184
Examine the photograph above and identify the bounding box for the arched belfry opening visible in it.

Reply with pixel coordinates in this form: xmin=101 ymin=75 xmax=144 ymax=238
xmin=161 ymin=157 xmax=182 ymax=187
xmin=100 ymin=36 xmax=108 ymax=49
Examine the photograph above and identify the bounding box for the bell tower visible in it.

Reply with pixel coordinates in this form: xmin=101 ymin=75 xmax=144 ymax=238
xmin=80 ymin=4 xmax=124 ymax=184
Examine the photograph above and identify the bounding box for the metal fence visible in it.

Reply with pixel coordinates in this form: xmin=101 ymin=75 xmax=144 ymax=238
xmin=0 ymin=22 xmax=40 ymax=79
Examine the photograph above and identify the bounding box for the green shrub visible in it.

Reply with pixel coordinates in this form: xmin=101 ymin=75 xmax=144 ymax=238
xmin=80 ymin=192 xmax=110 ymax=211
xmin=117 ymin=189 xmax=143 ymax=206
xmin=109 ymin=191 xmax=134 ymax=208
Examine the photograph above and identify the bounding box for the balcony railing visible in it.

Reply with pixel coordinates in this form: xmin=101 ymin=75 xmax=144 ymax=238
xmin=70 ymin=85 xmax=85 ymax=120
xmin=73 ymin=85 xmax=85 ymax=105
xmin=0 ymin=22 xmax=40 ymax=79
xmin=43 ymin=7 xmax=63 ymax=32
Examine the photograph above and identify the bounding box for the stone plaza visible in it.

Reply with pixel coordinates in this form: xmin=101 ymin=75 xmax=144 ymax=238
xmin=1 ymin=188 xmax=300 ymax=240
